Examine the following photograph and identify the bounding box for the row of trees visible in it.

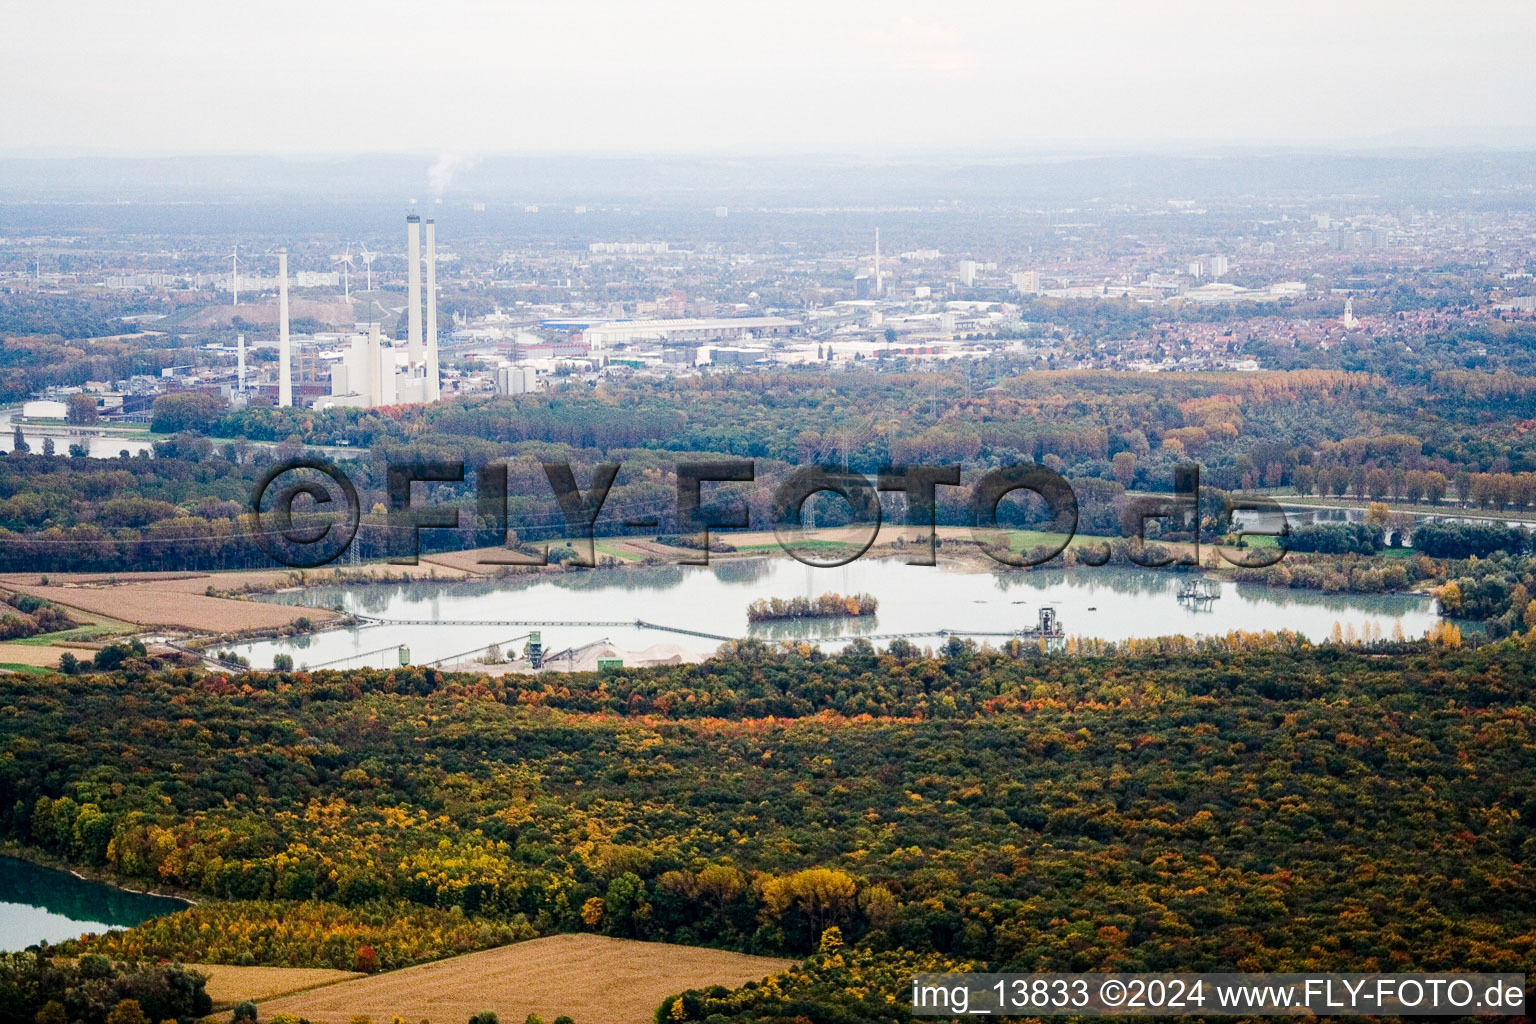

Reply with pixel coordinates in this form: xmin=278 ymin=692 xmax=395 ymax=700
xmin=67 ymin=901 xmax=535 ymax=973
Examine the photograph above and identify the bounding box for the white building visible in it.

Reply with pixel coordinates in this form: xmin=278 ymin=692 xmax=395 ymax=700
xmin=495 ymin=364 xmax=542 ymax=395
xmin=21 ymin=400 xmax=68 ymax=419
xmin=1012 ymin=270 xmax=1040 ymax=295
xmin=581 ymin=316 xmax=799 ymax=350
xmin=313 ymin=214 xmax=446 ymax=409
xmin=292 ymin=271 xmax=341 ymax=288
xmin=589 ymin=242 xmax=670 ymax=254
xmin=1189 ymin=255 xmax=1229 ymax=280
xmin=317 ymin=325 xmax=397 ymax=409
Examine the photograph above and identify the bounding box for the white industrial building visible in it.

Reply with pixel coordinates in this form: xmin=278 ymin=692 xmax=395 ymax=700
xmin=495 ymin=364 xmax=542 ymax=395
xmin=309 ymin=213 xmax=443 ymax=409
xmin=580 ymin=316 xmax=800 ymax=351
xmin=21 ymin=399 xmax=68 ymax=419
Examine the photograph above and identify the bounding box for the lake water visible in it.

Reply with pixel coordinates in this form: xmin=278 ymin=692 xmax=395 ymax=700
xmin=0 ymin=856 xmax=188 ymax=952
xmin=0 ymin=410 xmax=154 ymax=458
xmin=230 ymin=558 xmax=1441 ymax=670
xmin=0 ymin=409 xmax=355 ymax=460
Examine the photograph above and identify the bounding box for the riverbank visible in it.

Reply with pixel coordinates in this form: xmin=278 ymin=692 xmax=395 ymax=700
xmin=0 ymin=842 xmax=198 ymax=906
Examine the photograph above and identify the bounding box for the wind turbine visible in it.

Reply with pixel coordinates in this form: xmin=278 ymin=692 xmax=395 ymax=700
xmin=357 ymin=244 xmax=376 ymax=292
xmin=331 ymin=247 xmax=354 ymax=300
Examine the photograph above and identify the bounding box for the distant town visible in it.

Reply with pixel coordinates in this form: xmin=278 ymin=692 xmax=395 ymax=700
xmin=6 ymin=164 xmax=1536 ymax=423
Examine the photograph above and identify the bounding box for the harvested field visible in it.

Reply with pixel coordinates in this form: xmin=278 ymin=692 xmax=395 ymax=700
xmin=134 ymin=564 xmax=476 ymax=594
xmin=0 ymin=580 xmax=336 ymax=633
xmin=0 ymin=562 xmax=492 ymax=635
xmin=258 ymin=934 xmax=794 ymax=1024
xmin=193 ymin=964 xmax=360 ymax=1009
xmin=0 ymin=644 xmax=66 ymax=667
xmin=411 ymin=544 xmax=547 ymax=575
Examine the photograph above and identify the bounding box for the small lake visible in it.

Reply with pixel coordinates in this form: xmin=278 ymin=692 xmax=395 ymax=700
xmin=231 ymin=558 xmax=1441 ymax=671
xmin=0 ymin=410 xmax=153 ymax=459
xmin=0 ymin=856 xmax=188 ymax=952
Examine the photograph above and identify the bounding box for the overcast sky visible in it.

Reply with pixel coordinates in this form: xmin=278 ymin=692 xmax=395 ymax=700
xmin=6 ymin=0 xmax=1534 ymax=157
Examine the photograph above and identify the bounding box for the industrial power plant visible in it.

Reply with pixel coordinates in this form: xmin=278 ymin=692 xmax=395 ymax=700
xmin=266 ymin=213 xmax=443 ymax=410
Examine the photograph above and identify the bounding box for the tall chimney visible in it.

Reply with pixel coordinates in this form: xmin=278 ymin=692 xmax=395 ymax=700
xmin=277 ymin=250 xmax=292 ymax=407
xmin=406 ymin=214 xmax=423 ymax=368
xmin=237 ymin=333 xmax=246 ymax=393
xmin=874 ymin=227 xmax=882 ymax=296
xmin=425 ymin=219 xmax=440 ymax=401
xmin=367 ymin=323 xmax=383 ymax=408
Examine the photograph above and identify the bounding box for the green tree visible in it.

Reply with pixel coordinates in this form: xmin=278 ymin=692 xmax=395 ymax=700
xmin=66 ymin=393 xmax=99 ymax=425
xmin=106 ymin=999 xmax=151 ymax=1024
xmin=150 ymin=392 xmax=227 ymax=434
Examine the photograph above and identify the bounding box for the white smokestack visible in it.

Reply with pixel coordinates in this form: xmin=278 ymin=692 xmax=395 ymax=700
xmin=406 ymin=214 xmax=423 ymax=368
xmin=278 ymin=250 xmax=292 ymax=407
xmin=874 ymin=227 xmax=882 ymax=296
xmin=425 ymin=219 xmax=440 ymax=402
xmin=367 ymin=323 xmax=383 ymax=408
xmin=237 ymin=333 xmax=246 ymax=392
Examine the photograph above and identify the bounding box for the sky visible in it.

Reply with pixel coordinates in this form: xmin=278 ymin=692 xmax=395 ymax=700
xmin=6 ymin=0 xmax=1535 ymax=157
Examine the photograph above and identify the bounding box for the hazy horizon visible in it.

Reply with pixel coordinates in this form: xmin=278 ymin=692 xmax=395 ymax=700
xmin=8 ymin=0 xmax=1536 ymax=158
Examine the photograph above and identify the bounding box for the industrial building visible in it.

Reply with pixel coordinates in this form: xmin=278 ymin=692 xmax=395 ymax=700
xmin=312 ymin=214 xmax=444 ymax=410
xmin=495 ymin=364 xmax=541 ymax=395
xmin=579 ymin=316 xmax=799 ymax=350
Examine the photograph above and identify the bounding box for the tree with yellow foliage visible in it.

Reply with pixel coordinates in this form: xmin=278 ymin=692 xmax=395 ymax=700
xmin=1427 ymin=620 xmax=1462 ymax=648
xmin=105 ymin=1000 xmax=150 ymax=1024
xmin=1437 ymin=580 xmax=1462 ymax=614
xmin=759 ymin=868 xmax=858 ymax=939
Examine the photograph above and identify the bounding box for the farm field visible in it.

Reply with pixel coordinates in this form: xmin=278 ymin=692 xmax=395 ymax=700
xmin=0 ymin=643 xmax=69 ymax=667
xmin=256 ymin=934 xmax=794 ymax=1024
xmin=0 ymin=576 xmax=338 ymax=632
xmin=193 ymin=964 xmax=361 ymax=1010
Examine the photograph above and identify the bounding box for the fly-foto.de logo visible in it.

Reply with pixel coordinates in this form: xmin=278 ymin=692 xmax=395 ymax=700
xmin=249 ymin=458 xmax=1289 ymax=571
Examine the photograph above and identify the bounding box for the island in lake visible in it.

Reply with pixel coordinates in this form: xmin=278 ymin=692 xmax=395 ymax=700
xmin=746 ymin=591 xmax=878 ymax=623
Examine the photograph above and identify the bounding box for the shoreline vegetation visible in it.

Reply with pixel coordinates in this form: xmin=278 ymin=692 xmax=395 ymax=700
xmin=746 ymin=591 xmax=878 ymax=623
xmin=0 ymin=841 xmax=200 ymax=905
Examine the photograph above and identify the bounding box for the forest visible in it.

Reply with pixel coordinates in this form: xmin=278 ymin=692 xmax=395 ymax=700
xmin=9 ymin=368 xmax=1536 ymax=557
xmin=1 ymin=633 xmax=1533 ymax=1021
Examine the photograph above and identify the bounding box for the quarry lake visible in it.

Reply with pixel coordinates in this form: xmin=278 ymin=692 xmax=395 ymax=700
xmin=231 ymin=559 xmax=1442 ymax=671
xmin=0 ymin=857 xmax=187 ymax=952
